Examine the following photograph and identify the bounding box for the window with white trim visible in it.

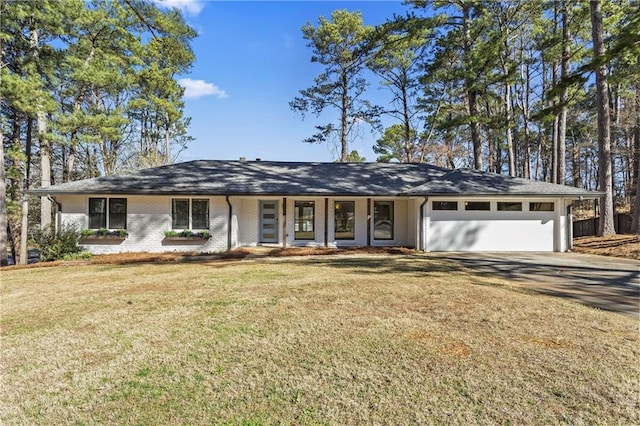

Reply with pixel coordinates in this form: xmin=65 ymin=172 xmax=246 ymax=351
xmin=497 ymin=202 xmax=522 ymax=211
xmin=89 ymin=198 xmax=127 ymax=229
xmin=335 ymin=201 xmax=355 ymax=240
xmin=373 ymin=201 xmax=394 ymax=240
xmin=465 ymin=201 xmax=491 ymax=211
xmin=433 ymin=201 xmax=458 ymax=211
xmin=530 ymin=202 xmax=554 ymax=212
xmin=294 ymin=201 xmax=315 ymax=240
xmin=172 ymin=198 xmax=209 ymax=229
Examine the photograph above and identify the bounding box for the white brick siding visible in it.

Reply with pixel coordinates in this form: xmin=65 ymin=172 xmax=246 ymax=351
xmin=58 ymin=195 xmax=230 ymax=254
xmin=54 ymin=194 xmax=570 ymax=254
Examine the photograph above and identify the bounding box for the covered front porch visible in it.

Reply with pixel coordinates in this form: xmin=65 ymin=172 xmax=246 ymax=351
xmin=228 ymin=196 xmax=421 ymax=250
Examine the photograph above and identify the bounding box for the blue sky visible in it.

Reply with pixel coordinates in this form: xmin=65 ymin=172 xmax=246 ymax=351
xmin=157 ymin=0 xmax=410 ymax=162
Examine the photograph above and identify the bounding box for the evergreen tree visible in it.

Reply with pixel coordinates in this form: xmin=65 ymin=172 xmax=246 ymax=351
xmin=290 ymin=10 xmax=382 ymax=162
xmin=590 ymin=0 xmax=615 ymax=236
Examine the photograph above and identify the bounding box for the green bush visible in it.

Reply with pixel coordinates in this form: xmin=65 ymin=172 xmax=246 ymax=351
xmin=80 ymin=228 xmax=127 ymax=238
xmin=32 ymin=224 xmax=82 ymax=261
xmin=62 ymin=251 xmax=92 ymax=261
xmin=164 ymin=230 xmax=210 ymax=238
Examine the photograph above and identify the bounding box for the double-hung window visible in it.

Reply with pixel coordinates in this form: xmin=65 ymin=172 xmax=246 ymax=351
xmin=294 ymin=201 xmax=315 ymax=240
xmin=335 ymin=201 xmax=355 ymax=240
xmin=172 ymin=198 xmax=209 ymax=229
xmin=89 ymin=198 xmax=127 ymax=229
xmin=373 ymin=201 xmax=394 ymax=240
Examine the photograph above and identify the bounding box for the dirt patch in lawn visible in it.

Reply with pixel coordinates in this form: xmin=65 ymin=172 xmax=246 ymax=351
xmin=572 ymin=234 xmax=640 ymax=260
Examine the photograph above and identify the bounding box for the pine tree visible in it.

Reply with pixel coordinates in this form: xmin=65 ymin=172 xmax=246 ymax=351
xmin=590 ymin=0 xmax=615 ymax=236
xmin=291 ymin=10 xmax=381 ymax=162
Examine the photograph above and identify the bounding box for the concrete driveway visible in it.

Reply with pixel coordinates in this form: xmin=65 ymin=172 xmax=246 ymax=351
xmin=429 ymin=252 xmax=639 ymax=319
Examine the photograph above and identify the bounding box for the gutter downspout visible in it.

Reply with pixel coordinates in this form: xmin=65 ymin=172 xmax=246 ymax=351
xmin=567 ymin=197 xmax=581 ymax=252
xmin=47 ymin=195 xmax=62 ymax=231
xmin=419 ymin=197 xmax=428 ymax=251
xmin=567 ymin=202 xmax=573 ymax=252
xmin=225 ymin=195 xmax=232 ymax=251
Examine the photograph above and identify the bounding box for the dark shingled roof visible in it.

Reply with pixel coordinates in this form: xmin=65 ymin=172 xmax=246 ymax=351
xmin=28 ymin=160 xmax=601 ymax=198
xmin=403 ymin=168 xmax=601 ymax=197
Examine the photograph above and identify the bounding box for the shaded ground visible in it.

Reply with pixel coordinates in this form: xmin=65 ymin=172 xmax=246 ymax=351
xmin=6 ymin=245 xmax=637 ymax=319
xmin=572 ymin=234 xmax=640 ymax=260
xmin=429 ymin=252 xmax=639 ymax=319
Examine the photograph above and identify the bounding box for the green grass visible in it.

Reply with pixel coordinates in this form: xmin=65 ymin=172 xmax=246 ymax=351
xmin=1 ymin=255 xmax=638 ymax=425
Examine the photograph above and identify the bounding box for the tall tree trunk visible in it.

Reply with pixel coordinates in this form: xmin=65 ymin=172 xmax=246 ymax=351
xmin=20 ymin=119 xmax=34 ymax=265
xmin=631 ymin=57 xmax=640 ymax=233
xmin=29 ymin=26 xmax=52 ymax=228
xmin=462 ymin=3 xmax=483 ymax=171
xmin=38 ymin=108 xmax=51 ymax=228
xmin=0 ymin=116 xmax=8 ymax=267
xmin=64 ymin=132 xmax=77 ymax=183
xmin=165 ymin=111 xmax=171 ymax=165
xmin=517 ymin=41 xmax=532 ymax=179
xmin=402 ymin=71 xmax=412 ymax=163
xmin=504 ymin=70 xmax=515 ymax=176
xmin=550 ymin=3 xmax=559 ymax=184
xmin=571 ymin=129 xmax=581 ymax=188
xmin=590 ymin=0 xmax=615 ymax=236
xmin=502 ymin=28 xmax=515 ymax=177
xmin=557 ymin=0 xmax=570 ymax=185
xmin=340 ymin=70 xmax=348 ymax=162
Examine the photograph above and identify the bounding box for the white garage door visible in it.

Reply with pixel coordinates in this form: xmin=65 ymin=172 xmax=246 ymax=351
xmin=428 ymin=207 xmax=556 ymax=252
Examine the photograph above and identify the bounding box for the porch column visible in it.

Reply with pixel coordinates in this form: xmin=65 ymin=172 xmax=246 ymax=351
xmin=282 ymin=197 xmax=287 ymax=248
xmin=324 ymin=198 xmax=329 ymax=247
xmin=366 ymin=198 xmax=371 ymax=246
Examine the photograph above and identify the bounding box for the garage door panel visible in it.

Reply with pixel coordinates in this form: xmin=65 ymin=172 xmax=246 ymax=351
xmin=429 ymin=219 xmax=554 ymax=251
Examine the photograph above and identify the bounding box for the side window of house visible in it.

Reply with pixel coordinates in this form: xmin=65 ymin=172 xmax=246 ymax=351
xmin=465 ymin=201 xmax=491 ymax=211
xmin=294 ymin=201 xmax=315 ymax=240
xmin=191 ymin=199 xmax=209 ymax=229
xmin=89 ymin=198 xmax=106 ymax=229
xmin=530 ymin=202 xmax=554 ymax=211
xmin=373 ymin=201 xmax=394 ymax=240
xmin=172 ymin=199 xmax=190 ymax=229
xmin=335 ymin=201 xmax=355 ymax=240
xmin=497 ymin=202 xmax=522 ymax=211
xmin=109 ymin=198 xmax=127 ymax=229
xmin=172 ymin=198 xmax=209 ymax=229
xmin=432 ymin=201 xmax=458 ymax=211
xmin=89 ymin=197 xmax=127 ymax=229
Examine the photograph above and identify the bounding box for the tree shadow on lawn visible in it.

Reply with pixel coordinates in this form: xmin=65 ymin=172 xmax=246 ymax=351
xmin=272 ymin=254 xmax=465 ymax=278
xmin=433 ymin=255 xmax=640 ymax=319
xmin=30 ymin=249 xmax=637 ymax=318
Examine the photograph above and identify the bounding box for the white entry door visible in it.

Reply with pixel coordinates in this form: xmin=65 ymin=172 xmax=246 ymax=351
xmin=259 ymin=201 xmax=279 ymax=243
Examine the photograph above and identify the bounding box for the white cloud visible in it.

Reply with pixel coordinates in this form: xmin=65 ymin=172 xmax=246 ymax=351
xmin=179 ymin=78 xmax=228 ymax=99
xmin=153 ymin=0 xmax=204 ymax=16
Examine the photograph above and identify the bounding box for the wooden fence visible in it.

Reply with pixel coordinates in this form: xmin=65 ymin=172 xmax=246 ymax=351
xmin=573 ymin=213 xmax=632 ymax=237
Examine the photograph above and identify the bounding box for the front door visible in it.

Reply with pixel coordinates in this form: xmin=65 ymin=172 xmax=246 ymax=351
xmin=259 ymin=201 xmax=279 ymax=243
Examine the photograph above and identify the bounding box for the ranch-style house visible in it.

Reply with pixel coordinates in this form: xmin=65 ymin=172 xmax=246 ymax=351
xmin=29 ymin=159 xmax=601 ymax=254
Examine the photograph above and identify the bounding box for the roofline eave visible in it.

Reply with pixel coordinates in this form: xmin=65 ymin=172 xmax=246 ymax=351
xmin=406 ymin=192 xmax=605 ymax=198
xmin=26 ymin=190 xmax=412 ymax=197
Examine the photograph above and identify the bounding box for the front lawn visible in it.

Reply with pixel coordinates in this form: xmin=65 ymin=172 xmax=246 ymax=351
xmin=1 ymin=255 xmax=638 ymax=424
